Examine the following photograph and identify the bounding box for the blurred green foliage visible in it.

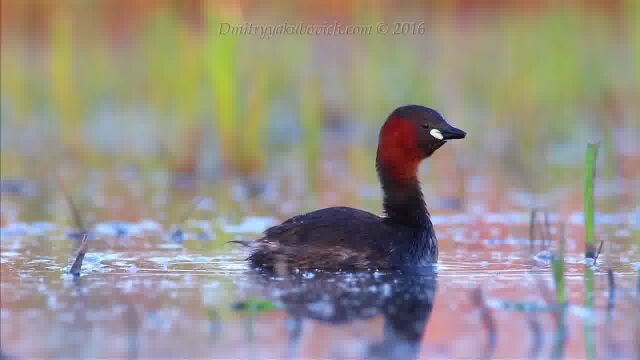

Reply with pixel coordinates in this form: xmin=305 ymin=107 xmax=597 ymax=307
xmin=1 ymin=1 xmax=638 ymax=192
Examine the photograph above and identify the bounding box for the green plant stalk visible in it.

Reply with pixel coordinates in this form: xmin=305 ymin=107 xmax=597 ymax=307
xmin=584 ymin=143 xmax=599 ymax=258
xmin=300 ymin=76 xmax=322 ymax=202
xmin=552 ymin=223 xmax=567 ymax=306
xmin=551 ymin=306 xmax=567 ymax=360
xmin=242 ymin=68 xmax=268 ymax=176
xmin=551 ymin=253 xmax=566 ymax=305
xmin=582 ymin=143 xmax=599 ymax=358
xmin=50 ymin=11 xmax=83 ymax=149
xmin=207 ymin=8 xmax=238 ymax=170
xmin=583 ymin=265 xmax=595 ymax=360
xmin=551 ymin=223 xmax=569 ymax=360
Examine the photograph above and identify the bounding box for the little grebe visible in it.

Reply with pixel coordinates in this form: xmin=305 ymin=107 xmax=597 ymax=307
xmin=244 ymin=105 xmax=466 ymax=270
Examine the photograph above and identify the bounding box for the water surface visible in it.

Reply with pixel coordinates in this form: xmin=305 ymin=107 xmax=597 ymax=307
xmin=2 ymin=206 xmax=638 ymax=359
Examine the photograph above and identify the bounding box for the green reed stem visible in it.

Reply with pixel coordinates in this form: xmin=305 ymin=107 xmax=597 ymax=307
xmin=551 ymin=305 xmax=568 ymax=360
xmin=584 ymin=143 xmax=599 ymax=259
xmin=582 ymin=143 xmax=599 ymax=357
xmin=551 ymin=223 xmax=569 ymax=360
xmin=300 ymin=76 xmax=322 ymax=201
xmin=552 ymin=223 xmax=567 ymax=306
xmin=583 ymin=264 xmax=595 ymax=360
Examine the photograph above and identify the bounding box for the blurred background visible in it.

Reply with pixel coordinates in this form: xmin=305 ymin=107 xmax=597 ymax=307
xmin=1 ymin=0 xmax=639 ymax=233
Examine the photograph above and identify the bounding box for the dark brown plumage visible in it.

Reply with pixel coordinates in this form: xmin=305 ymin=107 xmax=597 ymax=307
xmin=243 ymin=105 xmax=466 ymax=271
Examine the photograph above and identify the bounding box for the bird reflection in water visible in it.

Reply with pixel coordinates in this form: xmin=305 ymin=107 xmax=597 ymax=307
xmin=250 ymin=266 xmax=437 ymax=359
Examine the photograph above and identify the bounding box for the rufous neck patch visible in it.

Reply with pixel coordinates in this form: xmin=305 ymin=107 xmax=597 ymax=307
xmin=376 ymin=117 xmax=423 ymax=183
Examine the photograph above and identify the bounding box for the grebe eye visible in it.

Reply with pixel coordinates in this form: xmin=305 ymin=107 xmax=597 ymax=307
xmin=430 ymin=128 xmax=444 ymax=140
xmin=421 ymin=124 xmax=430 ymax=129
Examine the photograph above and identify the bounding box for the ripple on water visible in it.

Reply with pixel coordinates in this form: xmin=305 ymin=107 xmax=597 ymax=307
xmin=219 ymin=216 xmax=277 ymax=233
xmin=1 ymin=214 xmax=638 ymax=359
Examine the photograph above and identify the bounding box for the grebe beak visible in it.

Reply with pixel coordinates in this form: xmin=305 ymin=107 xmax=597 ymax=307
xmin=441 ymin=125 xmax=466 ymax=140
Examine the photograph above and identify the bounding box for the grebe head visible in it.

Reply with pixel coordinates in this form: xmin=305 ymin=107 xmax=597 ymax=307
xmin=377 ymin=105 xmax=466 ymax=182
